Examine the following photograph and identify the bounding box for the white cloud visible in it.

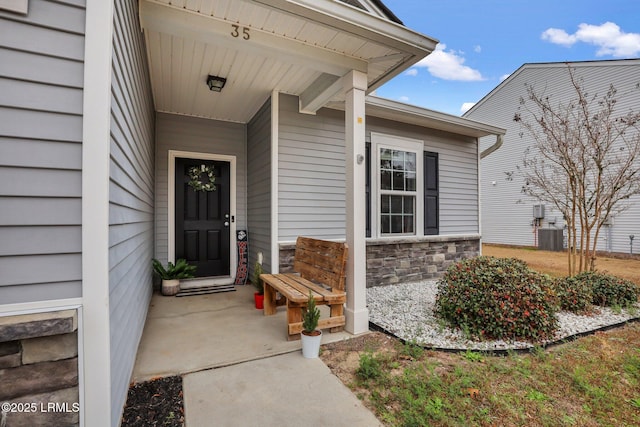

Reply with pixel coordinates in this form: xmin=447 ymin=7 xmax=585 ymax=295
xmin=414 ymin=44 xmax=484 ymax=81
xmin=474 ymin=45 xmax=482 ymax=53
xmin=500 ymin=74 xmax=511 ymax=81
xmin=405 ymin=68 xmax=418 ymax=77
xmin=460 ymin=102 xmax=476 ymax=113
xmin=542 ymin=22 xmax=640 ymax=57
xmin=541 ymin=28 xmax=576 ymax=46
xmin=399 ymin=96 xmax=410 ymax=102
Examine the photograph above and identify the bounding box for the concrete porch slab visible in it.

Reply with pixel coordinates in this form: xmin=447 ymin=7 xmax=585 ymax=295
xmin=131 ymin=285 xmax=354 ymax=382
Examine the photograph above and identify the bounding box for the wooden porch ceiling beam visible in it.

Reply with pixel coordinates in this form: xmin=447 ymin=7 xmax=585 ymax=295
xmin=299 ymin=73 xmax=343 ymax=115
xmin=139 ymin=0 xmax=368 ymax=78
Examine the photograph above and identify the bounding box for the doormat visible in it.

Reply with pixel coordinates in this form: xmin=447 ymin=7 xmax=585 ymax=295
xmin=176 ymin=283 xmax=236 ymax=297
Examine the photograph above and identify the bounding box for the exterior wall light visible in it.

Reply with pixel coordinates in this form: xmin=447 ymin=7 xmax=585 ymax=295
xmin=206 ymin=75 xmax=227 ymax=92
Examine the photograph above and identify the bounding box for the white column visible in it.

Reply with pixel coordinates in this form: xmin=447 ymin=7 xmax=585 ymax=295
xmin=82 ymin=0 xmax=114 ymax=425
xmin=343 ymin=70 xmax=369 ymax=334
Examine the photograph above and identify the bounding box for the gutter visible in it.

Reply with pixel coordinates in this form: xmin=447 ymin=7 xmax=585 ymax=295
xmin=480 ymin=134 xmax=504 ymax=159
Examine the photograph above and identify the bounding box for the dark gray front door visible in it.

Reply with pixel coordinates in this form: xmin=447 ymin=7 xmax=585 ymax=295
xmin=175 ymin=158 xmax=230 ymax=277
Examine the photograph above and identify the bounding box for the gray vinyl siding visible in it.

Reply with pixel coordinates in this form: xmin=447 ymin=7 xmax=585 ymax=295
xmin=278 ymin=94 xmax=347 ymax=241
xmin=277 ymin=94 xmax=480 ymax=242
xmin=109 ymin=1 xmax=155 ymax=424
xmin=0 ymin=0 xmax=84 ymax=304
xmin=247 ymin=99 xmax=272 ymax=272
xmin=468 ymin=61 xmax=640 ymax=253
xmin=154 ymin=113 xmax=247 ymax=264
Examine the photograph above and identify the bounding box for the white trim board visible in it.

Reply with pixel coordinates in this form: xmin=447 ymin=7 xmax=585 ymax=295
xmin=81 ymin=0 xmax=114 ymax=425
xmin=168 ymin=150 xmax=238 ymax=282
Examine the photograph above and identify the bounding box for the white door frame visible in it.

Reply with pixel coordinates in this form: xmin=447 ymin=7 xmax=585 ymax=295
xmin=168 ymin=150 xmax=237 ymax=283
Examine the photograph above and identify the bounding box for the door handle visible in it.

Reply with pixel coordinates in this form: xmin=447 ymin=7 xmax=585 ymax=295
xmin=224 ymin=221 xmax=230 ymax=227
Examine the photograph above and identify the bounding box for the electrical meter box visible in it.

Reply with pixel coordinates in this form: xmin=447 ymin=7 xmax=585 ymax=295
xmin=533 ymin=204 xmax=545 ymax=219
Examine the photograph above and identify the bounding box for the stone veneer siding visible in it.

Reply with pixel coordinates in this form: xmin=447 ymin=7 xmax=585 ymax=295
xmin=278 ymin=235 xmax=480 ymax=287
xmin=0 ymin=310 xmax=79 ymax=427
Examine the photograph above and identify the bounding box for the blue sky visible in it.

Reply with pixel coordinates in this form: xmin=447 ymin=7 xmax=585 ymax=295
xmin=374 ymin=0 xmax=640 ymax=116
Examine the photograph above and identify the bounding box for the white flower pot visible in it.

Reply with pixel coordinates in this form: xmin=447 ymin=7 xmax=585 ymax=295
xmin=301 ymin=329 xmax=323 ymax=358
xmin=161 ymin=279 xmax=180 ymax=296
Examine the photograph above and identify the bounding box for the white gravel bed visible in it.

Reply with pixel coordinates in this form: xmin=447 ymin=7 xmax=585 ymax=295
xmin=367 ymin=280 xmax=640 ymax=351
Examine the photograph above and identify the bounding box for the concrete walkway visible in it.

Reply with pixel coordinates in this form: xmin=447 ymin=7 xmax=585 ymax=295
xmin=184 ymin=352 xmax=382 ymax=427
xmin=132 ymin=285 xmax=381 ymax=426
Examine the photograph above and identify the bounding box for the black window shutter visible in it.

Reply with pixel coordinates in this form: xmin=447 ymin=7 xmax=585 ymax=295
xmin=424 ymin=151 xmax=439 ymax=235
xmin=365 ymin=142 xmax=371 ymax=237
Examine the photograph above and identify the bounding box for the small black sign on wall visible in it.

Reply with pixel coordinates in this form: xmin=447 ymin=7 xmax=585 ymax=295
xmin=234 ymin=230 xmax=248 ymax=285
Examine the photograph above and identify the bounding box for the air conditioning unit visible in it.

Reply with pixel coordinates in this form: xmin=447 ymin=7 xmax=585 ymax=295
xmin=533 ymin=204 xmax=545 ymax=219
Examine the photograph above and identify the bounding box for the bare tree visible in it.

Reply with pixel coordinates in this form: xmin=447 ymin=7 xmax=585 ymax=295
xmin=514 ymin=65 xmax=640 ymax=274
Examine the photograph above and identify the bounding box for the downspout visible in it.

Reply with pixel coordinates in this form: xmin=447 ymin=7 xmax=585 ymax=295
xmin=480 ymin=134 xmax=504 ymax=159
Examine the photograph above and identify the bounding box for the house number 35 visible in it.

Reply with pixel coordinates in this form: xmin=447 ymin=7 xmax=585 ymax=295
xmin=231 ymin=24 xmax=250 ymax=40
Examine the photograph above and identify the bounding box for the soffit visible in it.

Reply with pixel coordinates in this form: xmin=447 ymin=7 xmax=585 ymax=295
xmin=139 ymin=0 xmax=435 ymax=123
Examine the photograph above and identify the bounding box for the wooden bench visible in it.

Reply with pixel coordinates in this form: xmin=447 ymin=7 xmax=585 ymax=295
xmin=260 ymin=237 xmax=348 ymax=340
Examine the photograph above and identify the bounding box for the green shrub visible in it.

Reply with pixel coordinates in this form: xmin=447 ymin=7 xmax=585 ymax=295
xmin=435 ymin=256 xmax=558 ymax=342
xmin=356 ymin=352 xmax=383 ymax=381
xmin=574 ymin=272 xmax=639 ymax=308
xmin=553 ymin=276 xmax=594 ymax=313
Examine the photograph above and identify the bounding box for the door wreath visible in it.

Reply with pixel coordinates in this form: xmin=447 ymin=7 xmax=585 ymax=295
xmin=187 ymin=164 xmax=216 ymax=192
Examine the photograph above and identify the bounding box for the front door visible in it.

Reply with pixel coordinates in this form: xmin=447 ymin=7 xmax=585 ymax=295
xmin=175 ymin=158 xmax=231 ymax=277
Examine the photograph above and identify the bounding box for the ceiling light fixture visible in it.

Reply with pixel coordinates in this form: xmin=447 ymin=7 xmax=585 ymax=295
xmin=206 ymin=75 xmax=227 ymax=92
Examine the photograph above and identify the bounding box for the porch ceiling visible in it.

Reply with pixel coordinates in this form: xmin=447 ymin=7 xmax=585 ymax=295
xmin=139 ymin=0 xmax=437 ymax=123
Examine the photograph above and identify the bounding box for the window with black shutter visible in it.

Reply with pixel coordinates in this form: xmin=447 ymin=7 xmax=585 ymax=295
xmin=366 ymin=133 xmax=439 ymax=238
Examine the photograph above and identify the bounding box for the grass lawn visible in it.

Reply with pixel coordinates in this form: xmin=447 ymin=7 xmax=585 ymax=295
xmin=483 ymin=244 xmax=640 ymax=285
xmin=321 ymin=245 xmax=640 ymax=426
xmin=323 ymin=324 xmax=640 ymax=427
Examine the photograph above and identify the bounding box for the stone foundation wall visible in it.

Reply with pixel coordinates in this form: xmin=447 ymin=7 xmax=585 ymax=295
xmin=365 ymin=236 xmax=480 ymax=287
xmin=0 ymin=310 xmax=79 ymax=427
xmin=278 ymin=235 xmax=480 ymax=288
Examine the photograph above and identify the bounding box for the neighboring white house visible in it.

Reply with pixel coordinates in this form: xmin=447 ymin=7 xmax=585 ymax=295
xmin=0 ymin=1 xmax=504 ymax=425
xmin=465 ymin=59 xmax=640 ymax=254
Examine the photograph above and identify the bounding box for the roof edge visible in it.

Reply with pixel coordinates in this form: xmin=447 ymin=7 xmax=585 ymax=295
xmin=328 ymin=96 xmax=506 ymax=138
xmin=464 ymin=58 xmax=640 ymax=117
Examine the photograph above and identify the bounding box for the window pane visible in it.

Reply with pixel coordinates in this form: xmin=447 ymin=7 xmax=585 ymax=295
xmin=404 ymin=196 xmax=414 ymax=212
xmin=405 ymin=172 xmax=416 ymax=191
xmin=405 ymin=152 xmax=416 ymax=172
xmin=381 ymin=195 xmax=390 ymax=213
xmin=381 ymin=215 xmax=390 ymax=234
xmin=391 ymin=195 xmax=403 ymax=213
xmin=380 ymin=148 xmax=392 ymax=169
xmin=380 ymin=196 xmax=416 ymax=235
xmin=392 ymin=150 xmax=405 ymax=170
xmin=403 ymin=214 xmax=414 ymax=234
xmin=391 ymin=216 xmax=403 ymax=233
xmin=393 ymin=171 xmax=405 ymax=190
xmin=380 ymin=170 xmax=391 ymax=190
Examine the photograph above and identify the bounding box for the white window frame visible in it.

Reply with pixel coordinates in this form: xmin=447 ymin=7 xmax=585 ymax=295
xmin=371 ymin=132 xmax=424 ymax=238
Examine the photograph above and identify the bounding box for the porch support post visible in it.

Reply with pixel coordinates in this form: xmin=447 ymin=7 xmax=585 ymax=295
xmin=343 ymin=70 xmax=369 ymax=334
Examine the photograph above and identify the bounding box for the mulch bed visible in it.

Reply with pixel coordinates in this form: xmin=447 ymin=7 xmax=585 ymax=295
xmin=121 ymin=376 xmax=184 ymax=427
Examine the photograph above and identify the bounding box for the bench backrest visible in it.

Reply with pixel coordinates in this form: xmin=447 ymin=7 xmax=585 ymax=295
xmin=293 ymin=237 xmax=348 ymax=292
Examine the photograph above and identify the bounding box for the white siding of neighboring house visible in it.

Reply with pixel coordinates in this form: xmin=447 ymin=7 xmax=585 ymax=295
xmin=0 ymin=0 xmax=85 ymax=304
xmin=154 ymin=113 xmax=248 ymax=264
xmin=109 ymin=0 xmax=155 ymax=424
xmin=247 ymin=99 xmax=273 ymax=273
xmin=468 ymin=61 xmax=640 ymax=253
xmin=277 ymin=93 xmax=480 ymax=242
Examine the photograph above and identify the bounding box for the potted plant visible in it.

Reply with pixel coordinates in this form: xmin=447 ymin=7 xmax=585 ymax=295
xmin=152 ymin=258 xmax=196 ymax=296
xmin=301 ymin=291 xmax=322 ymax=358
xmin=252 ymin=262 xmax=265 ymax=309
